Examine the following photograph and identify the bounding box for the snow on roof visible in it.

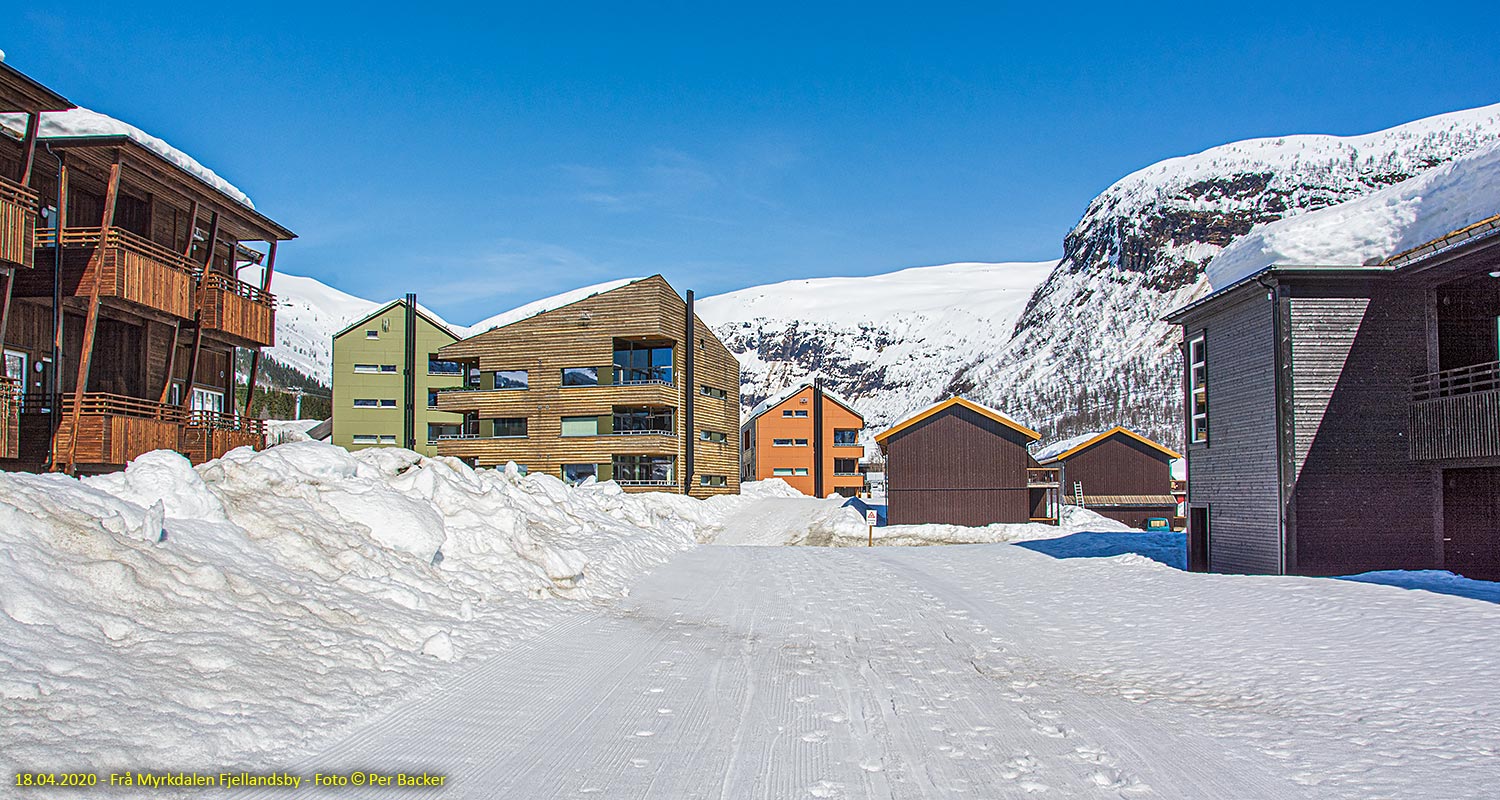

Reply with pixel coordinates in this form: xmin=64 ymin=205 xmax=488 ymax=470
xmin=744 ymin=382 xmax=862 ymax=425
xmin=0 ymin=107 xmax=255 ymax=209
xmin=1030 ymin=427 xmax=1182 ymax=464
xmin=458 ymin=277 xmax=643 ymax=338
xmin=1031 ymin=430 xmax=1108 ymax=463
xmin=1208 ymin=140 xmax=1500 ymax=288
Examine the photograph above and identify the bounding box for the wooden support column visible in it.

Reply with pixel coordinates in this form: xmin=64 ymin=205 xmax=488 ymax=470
xmin=181 ymin=199 xmax=200 ymax=258
xmin=241 ymin=240 xmax=277 ymax=417
xmin=0 ymin=268 xmax=12 ymax=354
xmin=61 ymin=157 xmax=122 ymax=472
xmin=179 ymin=211 xmax=218 ymax=411
xmin=18 ymin=113 xmax=39 ymax=186
xmin=157 ymin=322 xmax=181 ymax=404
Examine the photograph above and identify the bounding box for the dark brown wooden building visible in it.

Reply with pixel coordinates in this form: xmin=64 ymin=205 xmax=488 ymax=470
xmin=1166 ymin=215 xmax=1500 ymax=580
xmin=876 ymin=397 xmax=1059 ymax=526
xmin=0 ymin=61 xmax=294 ymax=474
xmin=1032 ymin=426 xmax=1180 ymax=529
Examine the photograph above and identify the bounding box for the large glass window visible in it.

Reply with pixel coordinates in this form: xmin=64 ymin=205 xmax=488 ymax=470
xmin=427 ymin=422 xmax=463 ymax=441
xmin=833 ymin=429 xmax=859 ymax=446
xmin=494 ymin=370 xmax=529 ymax=390
xmin=1190 ymin=334 xmax=1208 ymax=443
xmin=191 ymin=388 xmax=225 ymax=414
xmin=562 ymin=463 xmax=597 ymax=485
xmin=613 ymin=455 xmax=675 ymax=485
xmin=560 ymin=416 xmax=600 ymax=437
xmin=427 ymin=358 xmax=463 ymax=376
xmin=613 ymin=343 xmax=674 ymax=384
xmin=834 ymin=458 xmax=859 ymax=475
xmin=493 ymin=418 xmax=528 ymax=438
xmin=613 ymin=406 xmax=673 ymax=434
xmin=562 ymin=367 xmax=599 ymax=387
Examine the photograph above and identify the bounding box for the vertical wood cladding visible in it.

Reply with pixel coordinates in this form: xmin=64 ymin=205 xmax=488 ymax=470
xmin=1288 ymin=285 xmax=1437 ymax=574
xmin=885 ymin=405 xmax=1034 ymax=525
xmin=437 ymin=276 xmax=740 ymax=497
xmin=1055 ymin=434 xmax=1176 ymax=528
xmin=1181 ymin=289 xmax=1283 ymax=574
xmin=1443 ymin=467 xmax=1500 ymax=581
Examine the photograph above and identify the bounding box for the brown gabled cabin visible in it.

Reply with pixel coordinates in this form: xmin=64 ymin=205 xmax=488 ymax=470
xmin=1032 ymin=426 xmax=1181 ymax=529
xmin=0 ymin=61 xmax=295 ymax=473
xmin=876 ymin=397 xmax=1059 ymax=526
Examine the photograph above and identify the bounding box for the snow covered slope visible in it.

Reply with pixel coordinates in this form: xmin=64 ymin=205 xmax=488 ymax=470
xmin=697 ymin=261 xmax=1055 ymax=435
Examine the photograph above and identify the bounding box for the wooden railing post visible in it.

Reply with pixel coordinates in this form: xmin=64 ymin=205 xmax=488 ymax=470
xmin=241 ymin=240 xmax=277 ymax=417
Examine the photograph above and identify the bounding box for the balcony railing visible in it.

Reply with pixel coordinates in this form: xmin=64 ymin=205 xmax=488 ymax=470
xmin=1411 ymin=361 xmax=1500 ymax=461
xmin=616 ymin=479 xmax=674 ymax=487
xmin=0 ymin=176 xmax=38 ymax=269
xmin=1027 ymin=467 xmax=1060 ymax=487
xmin=0 ymin=378 xmax=18 ymax=460
xmin=198 ymin=272 xmax=275 ymax=346
xmin=611 ymin=428 xmax=676 ymax=436
xmin=35 ymin=226 xmax=197 ymax=319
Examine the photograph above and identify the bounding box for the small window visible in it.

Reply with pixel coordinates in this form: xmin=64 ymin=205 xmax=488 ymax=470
xmin=563 ymin=367 xmax=599 ymax=387
xmin=700 ymin=430 xmax=726 ymax=443
xmin=492 ymin=417 xmax=527 ymax=438
xmin=380 ymin=435 xmax=396 ymax=444
xmin=773 ymin=438 xmax=794 ymax=447
xmin=365 ymin=330 xmax=379 ymax=339
xmin=561 ymin=416 xmax=599 ymax=437
xmin=381 ymin=364 xmax=397 ymax=373
xmin=352 ymin=434 xmax=379 ymax=444
xmin=380 ymin=399 xmax=397 ymax=408
xmin=833 ymin=429 xmax=859 ymax=446
xmin=795 ymin=438 xmax=808 ymax=446
xmin=494 ymin=370 xmax=529 ymax=390
xmin=794 ymin=468 xmax=809 ymax=476
xmin=782 ymin=409 xmax=808 ymax=418
xmin=699 ymin=475 xmax=726 ymax=487
xmin=1189 ymin=334 xmax=1208 ymax=444
xmin=354 ymin=364 xmax=381 ymax=374
xmin=773 ymin=468 xmax=795 ymax=476
xmin=427 ymin=390 xmax=439 ymax=408
xmin=353 ymin=398 xmax=379 ymax=408
xmin=700 ymin=385 xmax=727 ymax=399
xmin=562 ymin=463 xmax=597 ymax=485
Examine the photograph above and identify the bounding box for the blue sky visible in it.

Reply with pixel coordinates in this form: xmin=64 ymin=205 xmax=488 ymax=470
xmin=9 ymin=2 xmax=1499 ymax=322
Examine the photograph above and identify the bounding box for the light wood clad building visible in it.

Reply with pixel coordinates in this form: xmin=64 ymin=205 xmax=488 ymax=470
xmin=434 ymin=276 xmax=740 ymax=497
xmin=0 ymin=60 xmax=294 ymax=473
xmin=740 ymin=383 xmax=865 ymax=497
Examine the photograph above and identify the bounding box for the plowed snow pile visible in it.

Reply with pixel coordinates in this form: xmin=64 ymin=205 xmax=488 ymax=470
xmin=0 ymin=443 xmax=709 ymax=772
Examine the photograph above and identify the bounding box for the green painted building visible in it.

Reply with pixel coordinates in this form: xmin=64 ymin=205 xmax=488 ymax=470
xmin=332 ymin=295 xmax=466 ymax=456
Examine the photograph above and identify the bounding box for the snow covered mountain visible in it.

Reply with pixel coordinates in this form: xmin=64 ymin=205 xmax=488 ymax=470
xmin=697 ymin=261 xmax=1055 ymax=435
xmin=701 ymin=102 xmax=1500 ymax=449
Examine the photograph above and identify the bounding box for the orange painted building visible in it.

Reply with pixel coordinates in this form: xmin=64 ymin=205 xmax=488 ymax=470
xmin=741 ymin=383 xmax=865 ymax=497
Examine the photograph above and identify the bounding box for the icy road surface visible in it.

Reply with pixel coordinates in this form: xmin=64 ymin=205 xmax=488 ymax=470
xmin=237 ymin=545 xmax=1499 ymax=800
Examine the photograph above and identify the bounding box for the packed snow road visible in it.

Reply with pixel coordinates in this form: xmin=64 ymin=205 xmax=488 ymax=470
xmin=232 ymin=543 xmax=1500 ymax=799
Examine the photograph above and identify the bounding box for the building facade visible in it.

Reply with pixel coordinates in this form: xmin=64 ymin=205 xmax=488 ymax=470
xmin=331 ymin=295 xmax=463 ymax=457
xmin=433 ymin=276 xmax=740 ymax=497
xmin=1166 ymin=217 xmax=1500 ymax=579
xmin=876 ymin=397 xmax=1058 ymax=526
xmin=1032 ymin=426 xmax=1180 ymax=529
xmin=0 ymin=61 xmax=292 ymax=474
xmin=740 ymin=383 xmax=865 ymax=497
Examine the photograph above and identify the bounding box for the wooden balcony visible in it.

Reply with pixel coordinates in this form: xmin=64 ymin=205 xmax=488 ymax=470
xmin=0 ymin=176 xmax=38 ymax=269
xmin=1410 ymin=360 xmax=1500 ymax=461
xmin=51 ymin=392 xmax=188 ymax=467
xmin=33 ymin=226 xmax=196 ymax=319
xmin=180 ymin=410 xmax=266 ymax=464
xmin=198 ymin=272 xmax=275 ymax=347
xmin=0 ymin=379 xmax=18 ymax=460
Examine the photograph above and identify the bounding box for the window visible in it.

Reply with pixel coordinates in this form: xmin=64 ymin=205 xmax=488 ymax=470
xmin=428 ymin=390 xmax=439 ymax=408
xmin=492 ymin=418 xmax=527 ymax=438
xmin=428 ymin=359 xmax=463 ymax=376
xmin=700 ymin=430 xmax=726 ymax=443
xmin=1189 ymin=334 xmax=1208 ymax=443
xmin=427 ymin=422 xmax=463 ymax=441
xmin=833 ymin=429 xmax=859 ymax=446
xmin=190 ymin=388 xmax=224 ymax=414
xmin=562 ymin=367 xmax=598 ymax=387
xmin=353 ymin=398 xmax=396 ymax=409
xmin=700 ymin=385 xmax=727 ymax=399
xmin=613 ymin=454 xmax=675 ymax=485
xmin=382 ymin=364 xmax=397 ymax=373
xmin=494 ymin=370 xmax=529 ymax=390
xmin=773 ymin=438 xmax=794 ymax=446
xmin=794 ymin=468 xmax=809 ymax=476
xmin=352 ymin=434 xmax=397 ymax=445
xmin=613 ymin=406 xmax=673 ymax=434
xmin=699 ymin=475 xmax=726 ymax=487
xmin=354 ymin=364 xmax=380 ymax=374
xmin=562 ymin=463 xmax=597 ymax=485
xmin=365 ymin=330 xmax=379 ymax=339
xmin=773 ymin=468 xmax=795 ymax=476
xmin=560 ymin=416 xmax=599 ymax=437
xmin=380 ymin=399 xmax=397 ymax=408
xmin=782 ymin=409 xmax=808 ymax=418
xmin=834 ymin=458 xmax=859 ymax=476
xmin=613 ymin=342 xmax=674 ymax=384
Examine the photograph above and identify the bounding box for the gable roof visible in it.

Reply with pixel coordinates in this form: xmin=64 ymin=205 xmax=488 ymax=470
xmin=744 ymin=382 xmax=864 ymax=427
xmin=874 ymin=397 xmax=1040 ymax=445
xmin=333 ymin=298 xmax=461 ymax=341
xmin=1032 ymin=426 xmax=1181 ymax=464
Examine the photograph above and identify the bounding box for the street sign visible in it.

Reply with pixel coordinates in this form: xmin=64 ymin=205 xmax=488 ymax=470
xmin=865 ymin=509 xmax=878 ymax=525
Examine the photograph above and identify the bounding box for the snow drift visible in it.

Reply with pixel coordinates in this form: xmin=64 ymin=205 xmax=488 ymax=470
xmin=1209 ymin=141 xmax=1500 ymax=287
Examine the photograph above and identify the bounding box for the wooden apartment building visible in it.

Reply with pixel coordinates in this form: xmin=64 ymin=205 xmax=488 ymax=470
xmin=740 ymin=382 xmax=865 ymax=497
xmin=1167 ymin=217 xmax=1500 ymax=579
xmin=1031 ymin=426 xmax=1180 ymax=529
xmin=876 ymin=397 xmax=1060 ymax=526
xmin=433 ymin=276 xmax=740 ymax=497
xmin=0 ymin=61 xmax=293 ymax=473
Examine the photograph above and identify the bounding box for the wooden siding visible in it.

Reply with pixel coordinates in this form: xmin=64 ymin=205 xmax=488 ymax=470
xmin=1287 ymin=288 xmax=1438 ymax=574
xmin=884 ymin=404 xmax=1035 ymax=525
xmin=23 ymin=232 xmax=195 ymax=320
xmin=1057 ymin=434 xmax=1174 ymax=529
xmin=198 ymin=273 xmax=274 ymax=347
xmin=0 ymin=176 xmax=37 ymax=269
xmin=435 ymin=277 xmax=740 ymax=497
xmin=1411 ymin=390 xmax=1500 ymax=461
xmin=1442 ymin=467 xmax=1500 ymax=581
xmin=1181 ymin=290 xmax=1283 ymax=574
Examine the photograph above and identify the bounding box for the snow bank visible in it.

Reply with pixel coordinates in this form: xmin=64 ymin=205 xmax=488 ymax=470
xmin=0 ymin=443 xmax=702 ymax=772
xmin=1209 ymin=141 xmax=1500 ymax=287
